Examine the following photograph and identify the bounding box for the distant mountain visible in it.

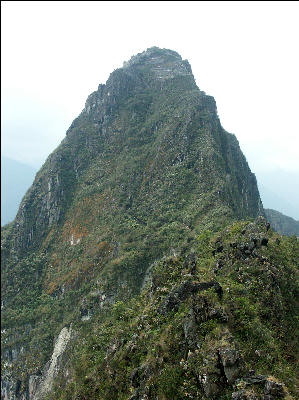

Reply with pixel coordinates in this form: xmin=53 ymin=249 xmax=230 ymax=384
xmin=257 ymin=170 xmax=299 ymax=220
xmin=1 ymin=156 xmax=37 ymax=225
xmin=265 ymin=208 xmax=299 ymax=236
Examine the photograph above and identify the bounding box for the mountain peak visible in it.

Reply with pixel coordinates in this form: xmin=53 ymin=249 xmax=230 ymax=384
xmin=2 ymin=47 xmax=281 ymax=400
xmin=83 ymin=47 xmax=196 ymax=116
xmin=123 ymin=46 xmax=182 ymax=65
xmin=122 ymin=46 xmax=193 ymax=80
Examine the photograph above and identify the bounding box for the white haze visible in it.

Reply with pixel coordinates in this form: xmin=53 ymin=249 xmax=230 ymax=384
xmin=1 ymin=1 xmax=299 ymax=217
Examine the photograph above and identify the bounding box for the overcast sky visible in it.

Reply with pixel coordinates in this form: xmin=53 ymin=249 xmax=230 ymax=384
xmin=2 ymin=1 xmax=299 ymax=176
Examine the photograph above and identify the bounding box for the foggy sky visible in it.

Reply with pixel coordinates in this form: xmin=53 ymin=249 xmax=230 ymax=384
xmin=2 ymin=1 xmax=299 ymax=175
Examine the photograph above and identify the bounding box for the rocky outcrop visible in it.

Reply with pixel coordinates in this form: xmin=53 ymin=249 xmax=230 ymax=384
xmin=194 ymin=329 xmax=244 ymax=397
xmin=232 ymin=375 xmax=288 ymax=399
xmin=123 ymin=46 xmax=193 ymax=81
xmin=158 ymin=280 xmax=223 ymax=314
xmin=219 ymin=347 xmax=242 ymax=384
xmin=30 ymin=326 xmax=72 ymax=400
xmin=1 ymin=326 xmax=73 ymax=400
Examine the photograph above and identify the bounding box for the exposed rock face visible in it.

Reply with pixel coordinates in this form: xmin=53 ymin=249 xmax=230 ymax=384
xmin=122 ymin=47 xmax=193 ymax=80
xmin=218 ymin=347 xmax=242 ymax=384
xmin=158 ymin=280 xmax=223 ymax=314
xmin=232 ymin=375 xmax=288 ymax=399
xmin=3 ymin=46 xmax=263 ymax=259
xmin=1 ymin=327 xmax=72 ymax=400
xmin=196 ymin=329 xmax=243 ymax=397
xmin=32 ymin=327 xmax=72 ymax=400
xmin=264 ymin=379 xmax=287 ymax=398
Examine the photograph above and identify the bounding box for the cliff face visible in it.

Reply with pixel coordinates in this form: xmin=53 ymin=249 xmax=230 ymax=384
xmin=5 ymin=47 xmax=263 ymax=258
xmin=3 ymin=47 xmax=294 ymax=400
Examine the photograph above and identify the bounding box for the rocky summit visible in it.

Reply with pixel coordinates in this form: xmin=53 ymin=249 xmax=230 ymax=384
xmin=1 ymin=47 xmax=298 ymax=400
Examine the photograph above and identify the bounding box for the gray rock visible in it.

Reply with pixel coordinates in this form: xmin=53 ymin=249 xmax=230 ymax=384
xmin=183 ymin=251 xmax=197 ymax=274
xmin=199 ymin=372 xmax=221 ymax=397
xmin=183 ymin=308 xmax=198 ymax=347
xmin=158 ymin=280 xmax=223 ymax=314
xmin=231 ymin=390 xmax=259 ymax=399
xmin=28 ymin=375 xmax=41 ymax=399
xmin=198 ymin=352 xmax=223 ymax=397
xmin=264 ymin=379 xmax=286 ymax=398
xmin=208 ymin=307 xmax=229 ymax=322
xmin=219 ymin=347 xmax=242 ymax=384
xmin=240 ymin=374 xmax=267 ymax=386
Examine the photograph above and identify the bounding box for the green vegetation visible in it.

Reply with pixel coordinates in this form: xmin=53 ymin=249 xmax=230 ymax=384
xmin=44 ymin=219 xmax=298 ymax=399
xmin=1 ymin=48 xmax=297 ymax=400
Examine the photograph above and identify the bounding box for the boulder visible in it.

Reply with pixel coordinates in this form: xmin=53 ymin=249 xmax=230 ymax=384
xmin=264 ymin=379 xmax=286 ymax=398
xmin=218 ymin=347 xmax=242 ymax=384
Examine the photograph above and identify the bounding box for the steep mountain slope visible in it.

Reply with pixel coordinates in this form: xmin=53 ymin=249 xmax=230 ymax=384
xmin=265 ymin=208 xmax=299 ymax=236
xmin=1 ymin=157 xmax=37 ymax=226
xmin=2 ymin=47 xmax=297 ymax=400
xmin=4 ymin=47 xmax=263 ymax=257
xmin=48 ymin=219 xmax=299 ymax=400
